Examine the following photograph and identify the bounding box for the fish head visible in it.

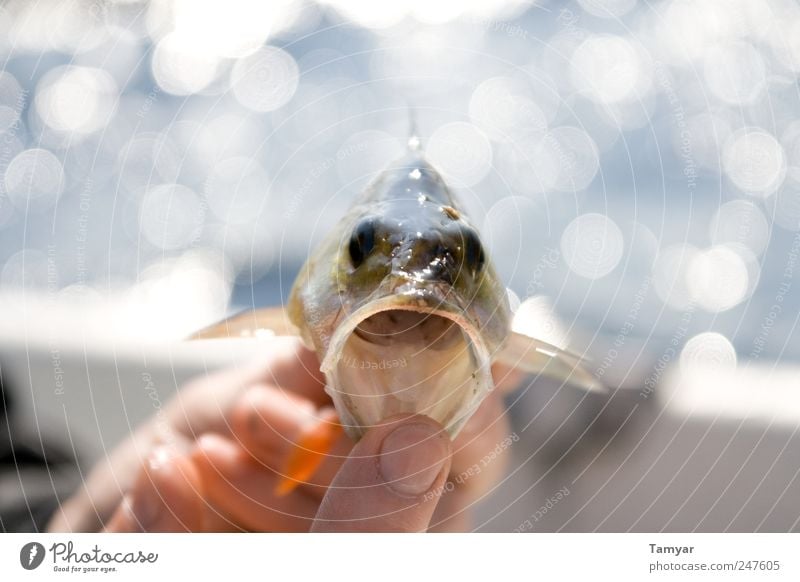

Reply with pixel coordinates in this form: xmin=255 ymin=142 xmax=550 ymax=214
xmin=290 ymin=154 xmax=510 ymax=439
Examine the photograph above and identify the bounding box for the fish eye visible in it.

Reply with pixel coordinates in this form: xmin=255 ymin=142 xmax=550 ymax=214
xmin=461 ymin=227 xmax=485 ymax=276
xmin=348 ymin=218 xmax=376 ymax=268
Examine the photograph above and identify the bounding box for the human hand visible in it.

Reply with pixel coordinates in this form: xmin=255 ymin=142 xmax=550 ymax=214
xmin=48 ymin=337 xmax=522 ymax=532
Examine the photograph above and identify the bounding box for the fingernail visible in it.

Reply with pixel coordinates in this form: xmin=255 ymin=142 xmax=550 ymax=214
xmin=379 ymin=421 xmax=450 ymax=497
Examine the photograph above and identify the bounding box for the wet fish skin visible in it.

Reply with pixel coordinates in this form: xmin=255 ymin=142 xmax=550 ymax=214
xmin=287 ymin=147 xmax=511 ymax=439
xmin=289 ymin=151 xmax=509 ymax=359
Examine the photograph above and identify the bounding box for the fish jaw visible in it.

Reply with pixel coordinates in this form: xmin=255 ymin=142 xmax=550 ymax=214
xmin=319 ymin=290 xmax=494 ymax=440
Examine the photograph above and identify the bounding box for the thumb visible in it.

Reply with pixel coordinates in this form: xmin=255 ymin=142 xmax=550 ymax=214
xmin=311 ymin=414 xmax=452 ymax=532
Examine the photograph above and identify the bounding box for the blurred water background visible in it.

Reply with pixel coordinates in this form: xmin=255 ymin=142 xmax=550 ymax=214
xmin=2 ymin=0 xmax=799 ymax=371
xmin=1 ymin=0 xmax=799 ymax=531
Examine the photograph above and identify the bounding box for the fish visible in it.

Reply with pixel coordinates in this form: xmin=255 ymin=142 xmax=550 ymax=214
xmin=191 ymin=134 xmax=602 ymax=495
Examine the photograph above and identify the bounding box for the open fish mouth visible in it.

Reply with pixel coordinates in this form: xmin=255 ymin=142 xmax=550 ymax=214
xmin=353 ymin=309 xmax=463 ymax=350
xmin=321 ymin=291 xmax=493 ymax=439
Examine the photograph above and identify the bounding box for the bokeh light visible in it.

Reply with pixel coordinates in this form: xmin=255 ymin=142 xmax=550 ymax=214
xmin=337 ymin=130 xmax=404 ymax=188
xmin=571 ymin=35 xmax=651 ymax=105
xmin=3 ymin=148 xmax=65 ymax=213
xmin=151 ymin=32 xmax=222 ymax=95
xmin=1 ymin=248 xmax=49 ymax=288
xmin=580 ymin=0 xmax=638 ymax=18
xmin=680 ymin=332 xmax=738 ymax=373
xmin=709 ymin=200 xmax=770 ymax=256
xmin=427 ymin=122 xmax=493 ymax=188
xmin=652 ymin=244 xmax=699 ymax=311
xmin=149 ymin=0 xmax=288 ymax=59
xmin=469 ymin=76 xmax=548 ymax=143
xmin=481 ymin=195 xmax=553 ymax=285
xmin=544 ymin=127 xmax=600 ymax=193
xmin=704 ymin=41 xmax=767 ymax=105
xmin=35 ymin=66 xmax=118 ymax=136
xmin=139 ymin=183 xmax=205 ymax=250
xmin=768 ymin=187 xmax=800 ymax=231
xmin=231 ymin=46 xmax=300 ymax=112
xmin=121 ymin=251 xmax=233 ymax=339
xmin=723 ymin=129 xmax=787 ymax=197
xmin=687 ymin=245 xmax=750 ymax=313
xmin=205 ymin=157 xmax=270 ymax=225
xmin=560 ymin=213 xmax=624 ymax=280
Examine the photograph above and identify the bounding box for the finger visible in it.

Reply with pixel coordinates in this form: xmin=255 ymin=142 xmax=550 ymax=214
xmin=48 ymin=440 xmax=139 ymax=532
xmin=311 ymin=414 xmax=452 ymax=532
xmin=427 ymin=394 xmax=513 ymax=531
xmin=104 ymin=447 xmax=205 ymax=532
xmin=264 ymin=338 xmax=327 ymax=405
xmin=428 ymin=488 xmax=473 ymax=532
xmin=231 ymin=382 xmax=351 ymax=496
xmin=166 ymin=363 xmax=275 ymax=439
xmin=449 ymin=393 xmax=512 ymax=496
xmin=191 ymin=435 xmax=319 ymax=532
xmin=300 ymin=427 xmax=353 ymax=497
xmin=231 ymin=384 xmax=318 ymax=463
xmin=47 ymin=428 xmax=193 ymax=532
xmin=492 ymin=362 xmax=525 ymax=394
xmin=167 ymin=337 xmax=327 ymax=440
xmin=50 ymin=338 xmax=325 ymax=533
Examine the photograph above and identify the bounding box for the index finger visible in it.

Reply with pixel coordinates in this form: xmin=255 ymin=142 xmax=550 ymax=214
xmin=167 ymin=337 xmax=328 ymax=439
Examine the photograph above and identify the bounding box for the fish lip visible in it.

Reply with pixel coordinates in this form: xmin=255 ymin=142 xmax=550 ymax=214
xmin=320 ymin=289 xmax=491 ymax=378
xmin=386 ymin=279 xmax=464 ymax=311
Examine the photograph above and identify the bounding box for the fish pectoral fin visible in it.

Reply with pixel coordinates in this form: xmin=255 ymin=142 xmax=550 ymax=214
xmin=275 ymin=410 xmax=343 ymax=496
xmin=189 ymin=306 xmax=298 ymax=340
xmin=496 ymin=331 xmax=605 ymax=393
